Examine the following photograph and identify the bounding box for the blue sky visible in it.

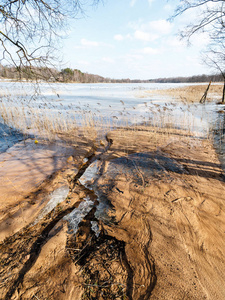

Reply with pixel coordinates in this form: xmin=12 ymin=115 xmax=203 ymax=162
xmin=61 ymin=0 xmax=210 ymax=79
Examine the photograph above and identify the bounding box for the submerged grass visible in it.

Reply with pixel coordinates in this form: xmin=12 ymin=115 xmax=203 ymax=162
xmin=0 ymin=88 xmax=216 ymax=151
xmin=144 ymin=83 xmax=223 ymax=103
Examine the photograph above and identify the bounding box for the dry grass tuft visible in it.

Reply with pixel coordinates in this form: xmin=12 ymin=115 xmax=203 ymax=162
xmin=145 ymin=84 xmax=223 ymax=103
xmin=0 ymin=85 xmax=215 ymax=150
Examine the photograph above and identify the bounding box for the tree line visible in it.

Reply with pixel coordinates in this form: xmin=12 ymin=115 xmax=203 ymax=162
xmin=0 ymin=65 xmax=149 ymax=83
xmin=0 ymin=64 xmax=222 ymax=83
xmin=0 ymin=64 xmax=223 ymax=84
xmin=149 ymin=74 xmax=223 ymax=83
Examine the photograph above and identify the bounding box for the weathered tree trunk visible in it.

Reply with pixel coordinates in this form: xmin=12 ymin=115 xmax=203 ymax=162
xmin=222 ymin=78 xmax=225 ymax=103
xmin=200 ymin=81 xmax=211 ymax=104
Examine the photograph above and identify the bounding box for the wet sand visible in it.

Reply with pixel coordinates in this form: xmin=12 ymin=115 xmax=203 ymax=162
xmin=0 ymin=126 xmax=224 ymax=300
xmin=0 ymin=123 xmax=26 ymax=153
xmin=0 ymin=137 xmax=84 ymax=241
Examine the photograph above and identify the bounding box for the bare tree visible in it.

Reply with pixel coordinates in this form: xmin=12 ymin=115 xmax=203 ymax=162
xmin=0 ymin=0 xmax=99 ymax=79
xmin=173 ymin=0 xmax=225 ymax=102
xmin=204 ymin=45 xmax=225 ymax=102
xmin=173 ymin=1 xmax=225 ymax=41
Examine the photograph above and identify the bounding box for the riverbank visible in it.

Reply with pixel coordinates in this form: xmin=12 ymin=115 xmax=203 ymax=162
xmin=145 ymin=83 xmax=224 ymax=103
xmin=0 ymin=125 xmax=224 ymax=299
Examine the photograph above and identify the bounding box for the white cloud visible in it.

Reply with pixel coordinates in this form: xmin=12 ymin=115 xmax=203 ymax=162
xmin=78 ymin=39 xmax=113 ymax=49
xmin=166 ymin=36 xmax=185 ymax=49
xmin=127 ymin=20 xmax=144 ymax=30
xmin=134 ymin=30 xmax=158 ymax=42
xmin=126 ymin=54 xmax=143 ymax=61
xmin=140 ymin=47 xmax=159 ymax=54
xmin=146 ymin=19 xmax=173 ymax=35
xmin=134 ymin=30 xmax=150 ymax=41
xmin=102 ymin=57 xmax=115 ymax=63
xmin=148 ymin=0 xmax=155 ymax=6
xmin=78 ymin=60 xmax=89 ymax=66
xmin=163 ymin=4 xmax=173 ymax=12
xmin=114 ymin=34 xmax=124 ymax=41
xmin=131 ymin=0 xmax=154 ymax=7
xmin=126 ymin=34 xmax=132 ymax=39
xmin=189 ymin=32 xmax=210 ymax=48
xmin=81 ymin=38 xmax=99 ymax=47
xmin=130 ymin=0 xmax=137 ymax=7
xmin=131 ymin=19 xmax=173 ymax=42
xmin=114 ymin=34 xmax=132 ymax=41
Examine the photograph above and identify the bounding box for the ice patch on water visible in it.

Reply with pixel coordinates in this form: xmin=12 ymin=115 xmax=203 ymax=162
xmin=79 ymin=160 xmax=113 ymax=224
xmin=34 ymin=185 xmax=69 ymax=224
xmin=95 ymin=199 xmax=113 ymax=224
xmin=91 ymin=221 xmax=100 ymax=237
xmin=65 ymin=196 xmax=94 ymax=234
xmin=79 ymin=160 xmax=101 ymax=189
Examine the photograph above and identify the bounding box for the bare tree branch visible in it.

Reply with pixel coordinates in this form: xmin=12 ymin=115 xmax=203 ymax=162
xmin=0 ymin=0 xmax=100 ymax=79
xmin=172 ymin=0 xmax=225 ymax=41
xmin=173 ymin=0 xmax=225 ymax=102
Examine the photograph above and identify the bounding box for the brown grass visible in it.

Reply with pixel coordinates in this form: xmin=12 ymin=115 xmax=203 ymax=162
xmin=0 ymin=84 xmax=215 ymax=150
xmin=145 ymin=83 xmax=223 ymax=103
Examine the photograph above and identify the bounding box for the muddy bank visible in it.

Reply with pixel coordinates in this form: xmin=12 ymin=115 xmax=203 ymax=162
xmin=0 ymin=127 xmax=225 ymax=299
xmin=0 ymin=131 xmax=95 ymax=242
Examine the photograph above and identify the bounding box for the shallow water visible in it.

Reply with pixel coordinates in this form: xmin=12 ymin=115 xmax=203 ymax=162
xmin=0 ymin=123 xmax=25 ymax=153
xmin=0 ymin=81 xmax=221 ymax=131
xmin=0 ymin=81 xmax=224 ymax=167
xmin=34 ymin=185 xmax=70 ymax=224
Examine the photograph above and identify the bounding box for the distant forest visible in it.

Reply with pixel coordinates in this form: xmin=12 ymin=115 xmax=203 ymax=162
xmin=149 ymin=74 xmax=223 ymax=83
xmin=0 ymin=65 xmax=148 ymax=83
xmin=0 ymin=64 xmax=223 ymax=83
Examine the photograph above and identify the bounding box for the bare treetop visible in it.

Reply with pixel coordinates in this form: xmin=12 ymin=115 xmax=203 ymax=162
xmin=0 ymin=0 xmax=99 ymax=75
xmin=173 ymin=0 xmax=225 ymax=102
xmin=173 ymin=0 xmax=225 ymax=41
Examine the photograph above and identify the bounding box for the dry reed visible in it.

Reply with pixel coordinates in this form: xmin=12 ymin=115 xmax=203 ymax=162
xmin=0 ymin=90 xmax=215 ymax=150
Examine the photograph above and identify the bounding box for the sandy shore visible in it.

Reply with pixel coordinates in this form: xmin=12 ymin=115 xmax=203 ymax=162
xmin=0 ymin=124 xmax=224 ymax=300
